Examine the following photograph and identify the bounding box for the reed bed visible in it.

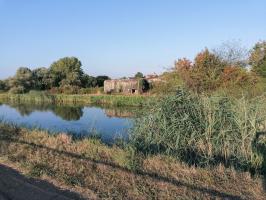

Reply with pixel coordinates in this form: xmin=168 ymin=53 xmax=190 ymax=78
xmin=131 ymin=88 xmax=266 ymax=173
xmin=0 ymin=91 xmax=150 ymax=107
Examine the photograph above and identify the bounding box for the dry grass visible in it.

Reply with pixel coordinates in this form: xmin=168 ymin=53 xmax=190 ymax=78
xmin=0 ymin=124 xmax=265 ymax=199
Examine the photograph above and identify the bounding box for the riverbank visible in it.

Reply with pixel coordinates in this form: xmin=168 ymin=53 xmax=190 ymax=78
xmin=0 ymin=123 xmax=265 ymax=199
xmin=0 ymin=92 xmax=151 ymax=107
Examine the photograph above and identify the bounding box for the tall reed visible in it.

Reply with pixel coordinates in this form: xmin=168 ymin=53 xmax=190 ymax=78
xmin=130 ymin=88 xmax=266 ymax=172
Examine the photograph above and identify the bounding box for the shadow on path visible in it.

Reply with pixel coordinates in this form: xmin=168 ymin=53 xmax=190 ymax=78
xmin=0 ymin=163 xmax=85 ymax=200
xmin=0 ymin=136 xmax=242 ymax=200
xmin=253 ymin=131 xmax=266 ymax=192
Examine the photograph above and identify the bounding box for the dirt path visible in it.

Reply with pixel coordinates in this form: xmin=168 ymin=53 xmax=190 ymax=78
xmin=0 ymin=164 xmax=85 ymax=200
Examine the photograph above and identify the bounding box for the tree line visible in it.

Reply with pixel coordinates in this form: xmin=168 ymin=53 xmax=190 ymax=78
xmin=0 ymin=57 xmax=110 ymax=94
xmin=1 ymin=40 xmax=265 ymax=95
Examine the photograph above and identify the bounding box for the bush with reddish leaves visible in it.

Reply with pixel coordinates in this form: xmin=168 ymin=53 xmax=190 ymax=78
xmin=176 ymin=49 xmax=258 ymax=93
xmin=220 ymin=66 xmax=258 ymax=89
xmin=176 ymin=49 xmax=225 ymax=92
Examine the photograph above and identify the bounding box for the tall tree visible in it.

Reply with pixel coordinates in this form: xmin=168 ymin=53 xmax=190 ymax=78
xmin=32 ymin=67 xmax=52 ymax=90
xmin=50 ymin=57 xmax=83 ymax=87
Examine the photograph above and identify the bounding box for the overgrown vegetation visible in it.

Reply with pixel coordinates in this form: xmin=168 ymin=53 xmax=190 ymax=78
xmin=150 ymin=71 xmax=183 ymax=94
xmin=175 ymin=48 xmax=258 ymax=93
xmin=151 ymin=40 xmax=265 ymax=96
xmin=0 ymin=123 xmax=265 ymax=199
xmin=131 ymin=89 xmax=266 ymax=175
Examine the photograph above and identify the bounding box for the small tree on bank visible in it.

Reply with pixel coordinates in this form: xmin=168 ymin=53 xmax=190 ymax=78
xmin=134 ymin=72 xmax=144 ymax=79
xmin=176 ymin=49 xmax=225 ymax=92
xmin=249 ymin=41 xmax=266 ymax=78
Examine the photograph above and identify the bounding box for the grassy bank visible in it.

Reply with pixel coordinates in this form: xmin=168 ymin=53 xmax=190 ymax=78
xmin=0 ymin=123 xmax=265 ymax=199
xmin=0 ymin=91 xmax=151 ymax=107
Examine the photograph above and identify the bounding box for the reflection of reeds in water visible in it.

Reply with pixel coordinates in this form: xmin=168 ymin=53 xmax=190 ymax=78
xmin=104 ymin=108 xmax=135 ymax=118
xmin=104 ymin=109 xmax=133 ymax=118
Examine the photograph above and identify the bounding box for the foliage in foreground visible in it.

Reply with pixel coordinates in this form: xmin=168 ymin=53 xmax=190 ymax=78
xmin=0 ymin=123 xmax=265 ymax=199
xmin=131 ymin=88 xmax=266 ymax=173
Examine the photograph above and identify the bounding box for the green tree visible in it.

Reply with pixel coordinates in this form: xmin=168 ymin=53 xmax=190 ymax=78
xmin=134 ymin=72 xmax=144 ymax=78
xmin=249 ymin=41 xmax=266 ymax=78
xmin=50 ymin=57 xmax=84 ymax=87
xmin=96 ymin=76 xmax=110 ymax=87
xmin=0 ymin=80 xmax=6 ymax=91
xmin=32 ymin=67 xmax=52 ymax=90
xmin=176 ymin=49 xmax=225 ymax=92
xmin=82 ymin=74 xmax=97 ymax=87
xmin=8 ymin=67 xmax=34 ymax=91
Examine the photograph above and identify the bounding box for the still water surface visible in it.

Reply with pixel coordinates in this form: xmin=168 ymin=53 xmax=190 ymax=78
xmin=0 ymin=102 xmax=134 ymax=143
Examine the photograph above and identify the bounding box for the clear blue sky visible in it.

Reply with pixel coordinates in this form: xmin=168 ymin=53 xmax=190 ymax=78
xmin=0 ymin=0 xmax=265 ymax=79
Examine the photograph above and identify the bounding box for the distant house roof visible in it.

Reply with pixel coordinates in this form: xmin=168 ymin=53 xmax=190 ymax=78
xmin=145 ymin=73 xmax=159 ymax=79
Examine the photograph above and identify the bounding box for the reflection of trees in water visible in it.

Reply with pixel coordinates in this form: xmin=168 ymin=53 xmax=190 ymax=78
xmin=53 ymin=106 xmax=83 ymax=121
xmin=9 ymin=103 xmax=52 ymax=116
xmin=2 ymin=102 xmax=83 ymax=121
xmin=1 ymin=101 xmax=140 ymax=121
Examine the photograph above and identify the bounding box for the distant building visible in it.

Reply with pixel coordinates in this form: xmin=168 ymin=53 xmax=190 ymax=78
xmin=104 ymin=74 xmax=161 ymax=94
xmin=145 ymin=73 xmax=161 ymax=84
xmin=104 ymin=79 xmax=143 ymax=94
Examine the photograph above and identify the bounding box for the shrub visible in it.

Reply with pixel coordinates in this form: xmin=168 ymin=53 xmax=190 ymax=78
xmin=79 ymin=87 xmax=104 ymax=94
xmin=249 ymin=41 xmax=266 ymax=78
xmin=220 ymin=66 xmax=258 ymax=88
xmin=176 ymin=49 xmax=225 ymax=93
xmin=9 ymin=86 xmax=26 ymax=94
xmin=150 ymin=71 xmax=183 ymax=94
xmin=49 ymin=87 xmax=61 ymax=94
xmin=60 ymin=85 xmax=80 ymax=94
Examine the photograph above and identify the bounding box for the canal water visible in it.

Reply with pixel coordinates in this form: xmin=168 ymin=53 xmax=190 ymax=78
xmin=0 ymin=102 xmax=134 ymax=143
